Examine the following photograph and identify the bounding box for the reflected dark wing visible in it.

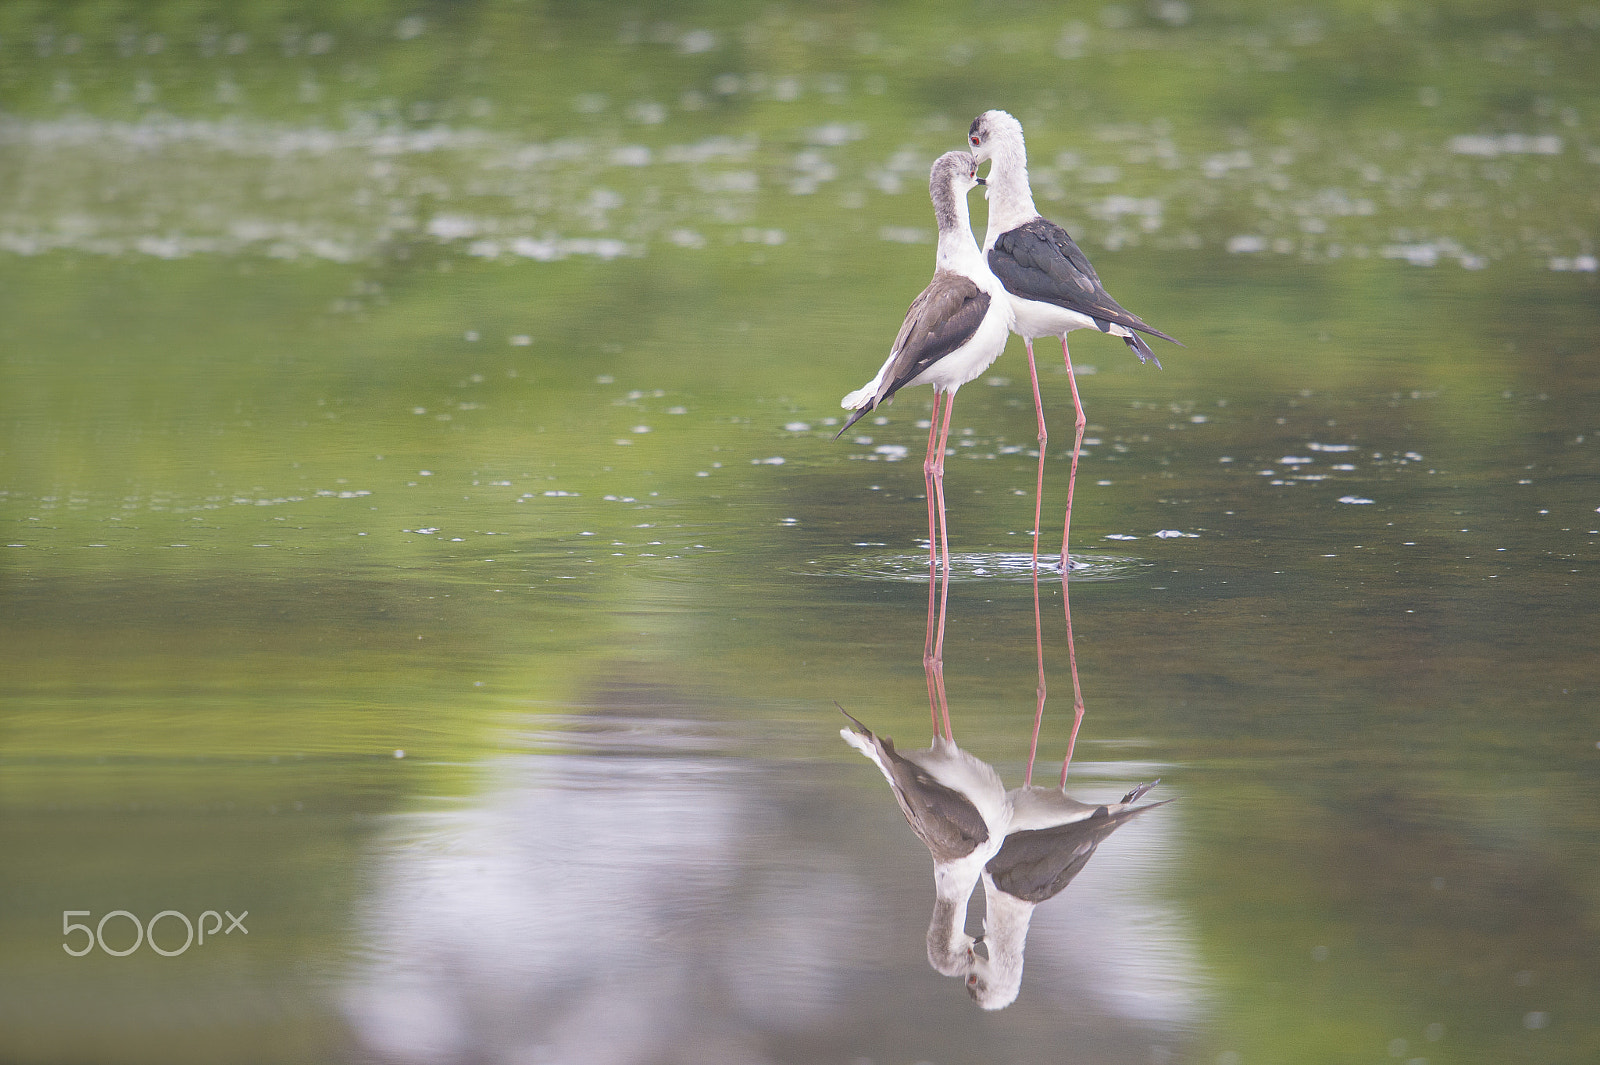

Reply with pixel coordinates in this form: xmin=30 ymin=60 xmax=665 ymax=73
xmin=985 ymin=801 xmax=1166 ymax=903
xmin=875 ymin=732 xmax=991 ymax=863
xmin=877 ymin=272 xmax=990 ymax=404
xmin=989 ymin=219 xmax=1179 ymax=346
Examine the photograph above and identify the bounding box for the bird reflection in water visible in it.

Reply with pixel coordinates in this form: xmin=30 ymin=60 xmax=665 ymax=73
xmin=841 ymin=710 xmax=1165 ymax=1009
xmin=841 ymin=509 xmax=1166 ymax=1008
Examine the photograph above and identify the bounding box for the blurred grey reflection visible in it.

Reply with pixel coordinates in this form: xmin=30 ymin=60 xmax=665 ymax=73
xmin=343 ymin=717 xmax=874 ymax=1064
xmin=839 ymin=712 xmax=1170 ymax=1011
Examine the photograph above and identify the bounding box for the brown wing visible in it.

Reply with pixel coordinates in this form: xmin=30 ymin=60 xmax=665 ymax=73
xmin=875 ymin=732 xmax=992 ymax=863
xmin=874 ymin=272 xmax=990 ymax=407
xmin=840 ymin=708 xmax=990 ymax=863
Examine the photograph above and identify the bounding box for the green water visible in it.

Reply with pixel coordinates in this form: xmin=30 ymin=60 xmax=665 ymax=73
xmin=2 ymin=3 xmax=1598 ymax=1063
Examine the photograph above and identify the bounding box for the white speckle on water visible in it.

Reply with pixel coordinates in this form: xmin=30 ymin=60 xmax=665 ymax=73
xmin=874 ymin=444 xmax=908 ymax=461
xmin=1339 ymin=495 xmax=1375 ymax=504
xmin=784 ymin=422 xmax=811 ymax=432
xmin=879 ymin=226 xmax=930 ymax=244
xmin=753 ymin=456 xmax=785 ymax=465
xmin=1450 ymin=133 xmax=1562 ymax=157
xmin=1105 ymin=533 xmax=1139 ymax=540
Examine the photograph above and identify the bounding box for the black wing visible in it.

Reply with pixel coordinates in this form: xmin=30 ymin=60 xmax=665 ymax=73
xmin=989 ymin=219 xmax=1180 ymax=347
xmin=985 ymin=801 xmax=1167 ymax=903
xmin=840 ymin=272 xmax=989 ymax=434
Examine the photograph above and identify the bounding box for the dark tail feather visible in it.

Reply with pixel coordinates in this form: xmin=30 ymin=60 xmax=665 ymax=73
xmin=836 ymin=702 xmax=872 ymax=736
xmin=1123 ymin=333 xmax=1163 ymax=369
xmin=834 ymin=403 xmax=873 ymax=440
xmin=1120 ymin=779 xmax=1160 ymax=804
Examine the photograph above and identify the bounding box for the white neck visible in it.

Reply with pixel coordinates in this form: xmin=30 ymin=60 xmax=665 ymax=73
xmin=934 ymin=178 xmax=986 ymax=276
xmin=926 ymin=861 xmax=980 ymax=975
xmin=970 ymin=885 xmax=1032 ymax=1009
xmin=981 ymin=134 xmax=1040 ymax=250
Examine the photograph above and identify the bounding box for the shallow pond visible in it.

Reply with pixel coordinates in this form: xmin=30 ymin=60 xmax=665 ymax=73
xmin=2 ymin=3 xmax=1598 ymax=1063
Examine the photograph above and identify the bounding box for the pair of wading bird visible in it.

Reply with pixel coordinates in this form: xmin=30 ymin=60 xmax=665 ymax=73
xmin=836 ymin=111 xmax=1177 ymax=1007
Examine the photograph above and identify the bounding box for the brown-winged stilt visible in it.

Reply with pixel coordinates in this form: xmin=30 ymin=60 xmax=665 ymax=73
xmin=838 ymin=707 xmax=1012 ymax=976
xmin=838 ymin=151 xmax=1015 ymax=741
xmin=967 ymin=110 xmax=1180 ymax=776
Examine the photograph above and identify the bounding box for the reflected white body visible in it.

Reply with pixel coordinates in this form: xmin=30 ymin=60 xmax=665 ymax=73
xmin=840 ymin=729 xmax=1012 ymax=974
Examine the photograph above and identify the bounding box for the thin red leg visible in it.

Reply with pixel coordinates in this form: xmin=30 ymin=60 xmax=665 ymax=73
xmin=1024 ymin=338 xmax=1048 ymax=786
xmin=1059 ymin=336 xmax=1086 ymax=574
xmin=929 ymin=391 xmax=957 ymax=742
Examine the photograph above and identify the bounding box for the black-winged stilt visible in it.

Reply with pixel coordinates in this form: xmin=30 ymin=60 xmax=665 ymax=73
xmin=838 ymin=707 xmax=1012 ymax=976
xmin=838 ymin=151 xmax=1015 ymax=740
xmin=964 ymin=780 xmax=1167 ymax=1009
xmin=968 ymin=110 xmax=1180 ymax=775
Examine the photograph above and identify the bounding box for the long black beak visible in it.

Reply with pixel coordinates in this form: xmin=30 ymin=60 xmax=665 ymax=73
xmin=975 ymin=175 xmax=986 ymax=185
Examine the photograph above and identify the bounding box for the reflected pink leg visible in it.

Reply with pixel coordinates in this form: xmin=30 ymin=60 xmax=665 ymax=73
xmin=1024 ymin=338 xmax=1048 ymax=786
xmin=1058 ymin=574 xmax=1085 ymax=787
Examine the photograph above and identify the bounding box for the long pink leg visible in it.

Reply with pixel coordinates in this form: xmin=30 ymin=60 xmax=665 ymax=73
xmin=1024 ymin=338 xmax=1048 ymax=786
xmin=922 ymin=392 xmax=947 ymax=740
xmin=1059 ymin=336 xmax=1087 ymax=574
xmin=1058 ymin=336 xmax=1087 ymax=781
xmin=928 ymin=391 xmax=958 ymax=742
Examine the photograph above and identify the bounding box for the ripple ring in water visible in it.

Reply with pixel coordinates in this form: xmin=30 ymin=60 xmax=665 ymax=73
xmin=803 ymin=551 xmax=1147 ymax=583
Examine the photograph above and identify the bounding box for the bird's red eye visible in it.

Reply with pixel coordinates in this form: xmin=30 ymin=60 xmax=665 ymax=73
xmin=970 ymin=135 xmax=980 ymax=146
